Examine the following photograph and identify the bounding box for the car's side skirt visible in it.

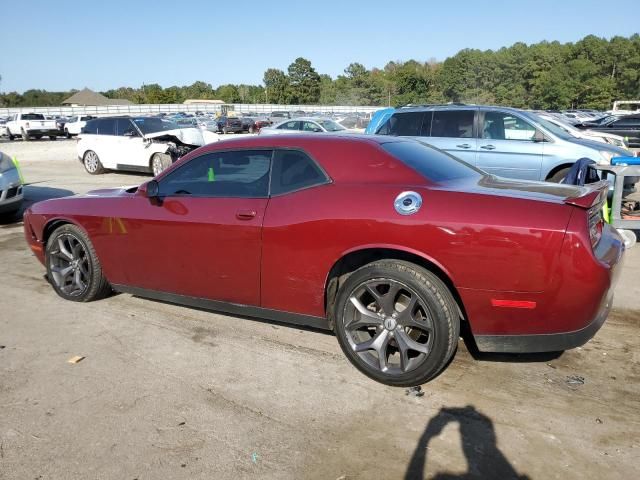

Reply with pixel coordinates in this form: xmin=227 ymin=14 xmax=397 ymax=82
xmin=115 ymin=164 xmax=151 ymax=173
xmin=112 ymin=284 xmax=331 ymax=331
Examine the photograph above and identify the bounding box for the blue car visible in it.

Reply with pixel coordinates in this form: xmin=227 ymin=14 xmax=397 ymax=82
xmin=370 ymin=105 xmax=633 ymax=182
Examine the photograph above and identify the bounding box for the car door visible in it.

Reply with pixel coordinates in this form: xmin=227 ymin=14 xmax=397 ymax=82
xmin=476 ymin=111 xmax=543 ymax=180
xmin=425 ymin=109 xmax=479 ymax=166
xmin=112 ymin=149 xmax=272 ymax=305
xmin=92 ymin=118 xmax=117 ymax=168
xmin=112 ymin=118 xmax=149 ymax=170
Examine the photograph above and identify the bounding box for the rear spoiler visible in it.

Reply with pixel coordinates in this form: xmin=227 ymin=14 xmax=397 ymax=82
xmin=564 ymin=180 xmax=609 ymax=209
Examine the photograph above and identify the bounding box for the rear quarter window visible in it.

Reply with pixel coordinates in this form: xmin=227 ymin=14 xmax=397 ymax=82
xmin=381 ymin=140 xmax=483 ymax=183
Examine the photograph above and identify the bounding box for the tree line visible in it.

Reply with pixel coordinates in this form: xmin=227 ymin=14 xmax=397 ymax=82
xmin=1 ymin=34 xmax=639 ymax=110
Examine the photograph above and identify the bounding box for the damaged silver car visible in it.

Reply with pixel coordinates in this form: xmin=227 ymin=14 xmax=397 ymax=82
xmin=76 ymin=116 xmax=220 ymax=176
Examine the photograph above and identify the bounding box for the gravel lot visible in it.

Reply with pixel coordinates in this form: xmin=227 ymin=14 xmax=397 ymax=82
xmin=1 ymin=138 xmax=639 ymax=480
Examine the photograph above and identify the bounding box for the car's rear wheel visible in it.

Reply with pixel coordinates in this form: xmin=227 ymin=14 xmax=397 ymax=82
xmin=83 ymin=150 xmax=104 ymax=175
xmin=49 ymin=135 xmax=57 ymax=141
xmin=65 ymin=129 xmax=71 ymax=139
xmin=21 ymin=129 xmax=28 ymax=141
xmin=151 ymin=152 xmax=171 ymax=176
xmin=45 ymin=224 xmax=111 ymax=302
xmin=333 ymin=260 xmax=460 ymax=386
xmin=6 ymin=128 xmax=14 ymax=141
xmin=547 ymin=166 xmax=571 ymax=183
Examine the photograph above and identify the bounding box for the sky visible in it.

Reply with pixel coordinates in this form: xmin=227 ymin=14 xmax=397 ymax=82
xmin=1 ymin=0 xmax=638 ymax=93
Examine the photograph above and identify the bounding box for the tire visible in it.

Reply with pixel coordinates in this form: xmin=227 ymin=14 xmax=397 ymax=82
xmin=45 ymin=224 xmax=112 ymax=302
xmin=333 ymin=260 xmax=460 ymax=386
xmin=35 ymin=135 xmax=43 ymax=140
xmin=21 ymin=129 xmax=28 ymax=141
xmin=65 ymin=129 xmax=71 ymax=139
xmin=83 ymin=150 xmax=104 ymax=175
xmin=7 ymin=129 xmax=14 ymax=141
xmin=49 ymin=135 xmax=57 ymax=141
xmin=547 ymin=167 xmax=571 ymax=183
xmin=151 ymin=152 xmax=172 ymax=176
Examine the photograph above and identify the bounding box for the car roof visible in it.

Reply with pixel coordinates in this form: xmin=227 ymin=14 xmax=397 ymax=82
xmin=395 ymin=104 xmax=530 ymax=116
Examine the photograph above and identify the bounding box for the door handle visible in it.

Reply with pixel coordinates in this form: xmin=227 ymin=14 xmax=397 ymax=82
xmin=456 ymin=143 xmax=472 ymax=149
xmin=480 ymin=145 xmax=496 ymax=150
xmin=236 ymin=209 xmax=257 ymax=220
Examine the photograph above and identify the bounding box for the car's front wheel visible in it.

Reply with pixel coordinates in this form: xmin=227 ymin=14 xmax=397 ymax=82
xmin=151 ymin=152 xmax=171 ymax=176
xmin=333 ymin=260 xmax=460 ymax=386
xmin=83 ymin=150 xmax=104 ymax=175
xmin=45 ymin=224 xmax=112 ymax=302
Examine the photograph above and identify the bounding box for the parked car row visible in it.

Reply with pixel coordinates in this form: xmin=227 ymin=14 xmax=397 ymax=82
xmin=367 ymin=104 xmax=635 ymax=184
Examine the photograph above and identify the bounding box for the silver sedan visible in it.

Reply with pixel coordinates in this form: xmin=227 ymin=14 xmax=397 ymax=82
xmin=259 ymin=117 xmax=351 ymax=135
xmin=0 ymin=151 xmax=24 ymax=215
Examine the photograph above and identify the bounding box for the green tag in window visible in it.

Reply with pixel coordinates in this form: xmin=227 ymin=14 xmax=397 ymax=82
xmin=208 ymin=167 xmax=215 ymax=182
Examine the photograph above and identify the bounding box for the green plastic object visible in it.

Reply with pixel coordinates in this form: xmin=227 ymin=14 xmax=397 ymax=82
xmin=208 ymin=167 xmax=215 ymax=182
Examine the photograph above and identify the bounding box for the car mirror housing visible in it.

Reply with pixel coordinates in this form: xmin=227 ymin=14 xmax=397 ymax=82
xmin=146 ymin=180 xmax=160 ymax=198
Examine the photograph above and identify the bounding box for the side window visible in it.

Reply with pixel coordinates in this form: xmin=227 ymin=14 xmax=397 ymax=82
xmin=383 ymin=112 xmax=425 ymax=136
xmin=95 ymin=119 xmax=115 ymax=136
xmin=431 ymin=110 xmax=475 ymax=138
xmin=270 ymin=149 xmax=328 ymax=195
xmin=483 ymin=112 xmax=536 ymax=141
xmin=303 ymin=121 xmax=322 ymax=132
xmin=83 ymin=120 xmax=98 ymax=135
xmin=159 ymin=150 xmax=272 ymax=198
xmin=116 ymin=118 xmax=138 ymax=136
xmin=278 ymin=121 xmax=301 ymax=130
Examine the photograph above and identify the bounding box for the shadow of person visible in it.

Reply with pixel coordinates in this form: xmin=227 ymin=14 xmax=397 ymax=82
xmin=405 ymin=405 xmax=529 ymax=480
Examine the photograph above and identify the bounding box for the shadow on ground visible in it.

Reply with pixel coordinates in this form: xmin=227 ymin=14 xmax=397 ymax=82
xmin=405 ymin=405 xmax=530 ymax=480
xmin=0 ymin=185 xmax=75 ymax=226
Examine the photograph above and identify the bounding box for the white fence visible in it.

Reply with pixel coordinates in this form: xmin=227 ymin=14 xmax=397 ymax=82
xmin=0 ymin=103 xmax=380 ymax=117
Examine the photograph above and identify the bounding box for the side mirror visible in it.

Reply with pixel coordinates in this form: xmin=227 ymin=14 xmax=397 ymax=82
xmin=146 ymin=180 xmax=160 ymax=198
xmin=532 ymin=130 xmax=547 ymax=143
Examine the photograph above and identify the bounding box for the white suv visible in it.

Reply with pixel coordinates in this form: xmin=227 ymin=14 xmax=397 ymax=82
xmin=77 ymin=116 xmax=219 ymax=176
xmin=64 ymin=115 xmax=95 ymax=138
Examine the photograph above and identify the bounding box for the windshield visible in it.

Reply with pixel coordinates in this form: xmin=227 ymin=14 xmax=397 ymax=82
xmin=131 ymin=117 xmax=192 ymax=134
xmin=382 ymin=140 xmax=484 ymax=183
xmin=540 ymin=117 xmax=581 ymax=138
xmin=317 ymin=119 xmax=346 ymax=132
xmin=528 ymin=113 xmax=573 ymax=140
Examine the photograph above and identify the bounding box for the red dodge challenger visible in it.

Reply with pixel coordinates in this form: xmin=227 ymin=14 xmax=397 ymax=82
xmin=23 ymin=135 xmax=625 ymax=386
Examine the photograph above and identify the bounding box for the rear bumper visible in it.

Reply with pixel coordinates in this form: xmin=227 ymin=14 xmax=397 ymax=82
xmin=474 ymin=289 xmax=613 ymax=353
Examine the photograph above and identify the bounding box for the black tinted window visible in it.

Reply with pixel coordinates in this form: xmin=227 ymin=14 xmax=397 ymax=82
xmin=116 ymin=118 xmax=138 ymax=136
xmin=431 ymin=110 xmax=475 ymax=138
xmin=96 ymin=119 xmax=115 ymax=136
xmin=83 ymin=120 xmax=98 ymax=135
xmin=271 ymin=150 xmax=327 ymax=195
xmin=159 ymin=150 xmax=272 ymax=198
xmin=383 ymin=112 xmax=427 ymax=136
xmin=381 ymin=140 xmax=483 ymax=182
xmin=614 ymin=118 xmax=640 ymax=127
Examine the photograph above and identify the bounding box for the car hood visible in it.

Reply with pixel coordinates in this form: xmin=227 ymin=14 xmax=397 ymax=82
xmin=82 ymin=185 xmax=138 ymax=198
xmin=565 ymin=136 xmax=630 ymax=156
xmin=144 ymin=128 xmax=205 ymax=146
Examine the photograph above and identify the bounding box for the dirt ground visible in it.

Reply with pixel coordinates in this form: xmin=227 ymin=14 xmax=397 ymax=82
xmin=0 ymin=138 xmax=639 ymax=480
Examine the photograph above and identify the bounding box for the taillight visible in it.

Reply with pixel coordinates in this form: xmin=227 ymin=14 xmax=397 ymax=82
xmin=588 ymin=204 xmax=604 ymax=248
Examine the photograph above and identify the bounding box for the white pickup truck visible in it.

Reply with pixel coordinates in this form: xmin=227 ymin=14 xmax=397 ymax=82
xmin=5 ymin=113 xmax=59 ymax=141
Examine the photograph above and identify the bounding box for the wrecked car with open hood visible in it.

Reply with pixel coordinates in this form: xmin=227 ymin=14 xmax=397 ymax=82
xmin=76 ymin=116 xmax=220 ymax=176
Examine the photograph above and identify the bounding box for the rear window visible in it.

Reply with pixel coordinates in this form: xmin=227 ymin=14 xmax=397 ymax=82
xmin=22 ymin=113 xmax=45 ymax=120
xmin=381 ymin=140 xmax=483 ymax=183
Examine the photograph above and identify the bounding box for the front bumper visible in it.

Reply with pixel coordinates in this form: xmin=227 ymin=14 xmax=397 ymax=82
xmin=0 ymin=170 xmax=24 ymax=213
